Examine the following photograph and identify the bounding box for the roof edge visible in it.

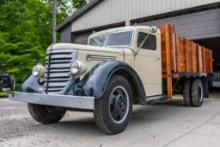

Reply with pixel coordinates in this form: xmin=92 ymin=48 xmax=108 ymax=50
xmin=57 ymin=0 xmax=104 ymax=32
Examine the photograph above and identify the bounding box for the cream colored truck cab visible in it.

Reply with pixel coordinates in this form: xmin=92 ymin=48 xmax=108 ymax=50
xmin=10 ymin=26 xmax=163 ymax=135
xmin=86 ymin=26 xmax=162 ymax=96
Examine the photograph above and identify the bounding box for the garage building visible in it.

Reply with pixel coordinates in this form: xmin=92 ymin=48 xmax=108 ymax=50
xmin=57 ymin=0 xmax=220 ymax=77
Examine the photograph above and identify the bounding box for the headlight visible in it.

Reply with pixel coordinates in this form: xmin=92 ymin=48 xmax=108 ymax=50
xmin=71 ymin=61 xmax=81 ymax=75
xmin=70 ymin=61 xmax=87 ymax=76
xmin=32 ymin=63 xmax=45 ymax=78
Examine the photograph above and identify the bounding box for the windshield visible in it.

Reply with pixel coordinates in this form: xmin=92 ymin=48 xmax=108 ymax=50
xmin=107 ymin=31 xmax=133 ymax=47
xmin=88 ymin=35 xmax=106 ymax=47
xmin=88 ymin=31 xmax=133 ymax=48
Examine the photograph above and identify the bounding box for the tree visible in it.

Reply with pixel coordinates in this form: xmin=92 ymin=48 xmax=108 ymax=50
xmin=44 ymin=0 xmax=87 ymax=19
xmin=72 ymin=0 xmax=87 ymax=9
xmin=0 ymin=0 xmax=87 ymax=89
xmin=0 ymin=0 xmax=52 ymax=87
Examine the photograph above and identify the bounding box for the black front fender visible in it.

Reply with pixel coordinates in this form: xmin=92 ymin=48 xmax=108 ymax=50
xmin=81 ymin=60 xmax=147 ymax=104
xmin=21 ymin=75 xmax=43 ymax=93
xmin=20 ymin=61 xmax=147 ymax=105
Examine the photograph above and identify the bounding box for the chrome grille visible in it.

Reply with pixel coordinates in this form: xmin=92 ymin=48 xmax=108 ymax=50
xmin=45 ymin=49 xmax=76 ymax=93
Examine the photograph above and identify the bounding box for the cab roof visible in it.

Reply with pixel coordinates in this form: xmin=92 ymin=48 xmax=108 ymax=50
xmin=89 ymin=25 xmax=152 ymax=38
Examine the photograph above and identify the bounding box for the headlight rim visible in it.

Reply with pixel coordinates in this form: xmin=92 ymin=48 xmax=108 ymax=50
xmin=70 ymin=60 xmax=87 ymax=76
xmin=32 ymin=63 xmax=45 ymax=78
xmin=70 ymin=61 xmax=81 ymax=75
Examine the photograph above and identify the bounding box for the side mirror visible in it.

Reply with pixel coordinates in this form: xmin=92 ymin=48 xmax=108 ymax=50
xmin=150 ymin=26 xmax=158 ymax=33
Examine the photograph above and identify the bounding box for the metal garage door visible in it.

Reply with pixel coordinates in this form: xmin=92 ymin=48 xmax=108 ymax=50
xmin=72 ymin=31 xmax=92 ymax=45
xmin=141 ymin=8 xmax=220 ymax=40
xmin=72 ymin=22 xmax=125 ymax=45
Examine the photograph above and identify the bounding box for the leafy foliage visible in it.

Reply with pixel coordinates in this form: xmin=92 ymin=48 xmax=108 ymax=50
xmin=0 ymin=0 xmax=86 ymax=88
xmin=72 ymin=0 xmax=87 ymax=9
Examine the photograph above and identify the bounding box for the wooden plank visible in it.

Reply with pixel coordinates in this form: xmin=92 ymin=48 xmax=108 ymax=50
xmin=198 ymin=46 xmax=203 ymax=72
xmin=170 ymin=24 xmax=175 ymax=72
xmin=185 ymin=40 xmax=192 ymax=72
xmin=195 ymin=44 xmax=200 ymax=72
xmin=180 ymin=36 xmax=187 ymax=72
xmin=160 ymin=25 xmax=167 ymax=74
xmin=165 ymin=24 xmax=173 ymax=98
xmin=175 ymin=35 xmax=181 ymax=73
xmin=191 ymin=42 xmax=197 ymax=73
xmin=189 ymin=41 xmax=193 ymax=72
xmin=176 ymin=35 xmax=186 ymax=73
xmin=210 ymin=50 xmax=213 ymax=73
xmin=205 ymin=49 xmax=209 ymax=73
xmin=206 ymin=49 xmax=213 ymax=74
xmin=160 ymin=23 xmax=213 ymax=98
xmin=202 ymin=47 xmax=206 ymax=72
xmin=160 ymin=24 xmax=173 ymax=98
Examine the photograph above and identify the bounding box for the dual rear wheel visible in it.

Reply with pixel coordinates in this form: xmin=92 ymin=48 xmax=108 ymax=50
xmin=183 ymin=78 xmax=204 ymax=107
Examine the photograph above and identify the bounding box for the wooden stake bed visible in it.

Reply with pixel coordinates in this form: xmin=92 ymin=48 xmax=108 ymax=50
xmin=160 ymin=24 xmax=213 ymax=97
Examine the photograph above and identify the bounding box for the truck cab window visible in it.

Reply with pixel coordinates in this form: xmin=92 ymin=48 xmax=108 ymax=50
xmin=137 ymin=32 xmax=156 ymax=50
xmin=106 ymin=31 xmax=133 ymax=48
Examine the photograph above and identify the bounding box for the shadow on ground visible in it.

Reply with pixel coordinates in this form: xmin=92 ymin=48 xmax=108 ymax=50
xmin=2 ymin=94 xmax=220 ymax=138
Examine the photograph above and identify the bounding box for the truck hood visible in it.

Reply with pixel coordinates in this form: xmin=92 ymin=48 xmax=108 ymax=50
xmin=49 ymin=43 xmax=124 ymax=54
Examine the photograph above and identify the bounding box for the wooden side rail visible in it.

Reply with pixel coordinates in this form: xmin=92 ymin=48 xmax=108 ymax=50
xmin=160 ymin=24 xmax=213 ymax=98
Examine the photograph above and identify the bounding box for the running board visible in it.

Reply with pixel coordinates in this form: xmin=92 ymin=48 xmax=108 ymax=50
xmin=146 ymin=95 xmax=167 ymax=104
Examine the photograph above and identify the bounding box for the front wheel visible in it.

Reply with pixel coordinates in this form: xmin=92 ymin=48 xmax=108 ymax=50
xmin=28 ymin=104 xmax=66 ymax=124
xmin=94 ymin=75 xmax=133 ymax=135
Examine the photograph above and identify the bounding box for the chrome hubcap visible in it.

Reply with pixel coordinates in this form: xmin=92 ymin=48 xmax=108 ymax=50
xmin=109 ymin=86 xmax=129 ymax=124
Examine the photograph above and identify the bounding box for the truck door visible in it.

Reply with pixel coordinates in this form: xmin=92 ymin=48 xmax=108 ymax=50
xmin=135 ymin=32 xmax=162 ymax=96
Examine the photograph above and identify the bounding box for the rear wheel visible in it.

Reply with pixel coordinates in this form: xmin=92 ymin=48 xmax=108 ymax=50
xmin=183 ymin=79 xmax=192 ymax=106
xmin=202 ymin=78 xmax=209 ymax=98
xmin=191 ymin=79 xmax=204 ymax=107
xmin=94 ymin=75 xmax=133 ymax=135
xmin=28 ymin=104 xmax=66 ymax=124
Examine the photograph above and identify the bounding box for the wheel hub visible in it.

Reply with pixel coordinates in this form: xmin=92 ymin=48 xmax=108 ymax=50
xmin=109 ymin=86 xmax=129 ymax=124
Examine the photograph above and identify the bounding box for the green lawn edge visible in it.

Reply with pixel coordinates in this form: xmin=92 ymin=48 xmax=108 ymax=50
xmin=0 ymin=92 xmax=8 ymax=98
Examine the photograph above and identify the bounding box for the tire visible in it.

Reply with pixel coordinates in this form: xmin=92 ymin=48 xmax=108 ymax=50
xmin=191 ymin=79 xmax=204 ymax=107
xmin=183 ymin=79 xmax=192 ymax=106
xmin=94 ymin=75 xmax=133 ymax=135
xmin=202 ymin=78 xmax=209 ymax=98
xmin=28 ymin=104 xmax=66 ymax=124
xmin=209 ymin=78 xmax=213 ymax=93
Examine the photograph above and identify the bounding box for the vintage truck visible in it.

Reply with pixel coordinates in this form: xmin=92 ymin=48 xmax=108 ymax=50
xmin=9 ymin=24 xmax=213 ymax=134
xmin=0 ymin=71 xmax=15 ymax=92
xmin=212 ymin=61 xmax=220 ymax=88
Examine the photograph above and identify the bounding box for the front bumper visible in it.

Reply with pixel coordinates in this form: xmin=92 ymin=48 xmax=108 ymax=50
xmin=9 ymin=92 xmax=95 ymax=110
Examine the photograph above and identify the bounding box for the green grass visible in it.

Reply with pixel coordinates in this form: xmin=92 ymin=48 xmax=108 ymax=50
xmin=0 ymin=92 xmax=8 ymax=98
